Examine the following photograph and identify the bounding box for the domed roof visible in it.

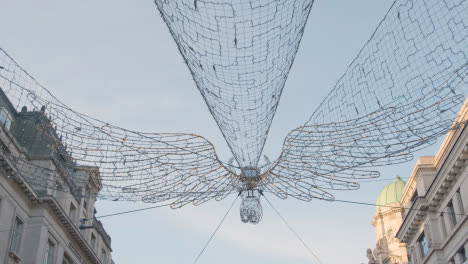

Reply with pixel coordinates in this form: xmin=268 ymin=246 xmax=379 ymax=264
xmin=376 ymin=176 xmax=406 ymax=211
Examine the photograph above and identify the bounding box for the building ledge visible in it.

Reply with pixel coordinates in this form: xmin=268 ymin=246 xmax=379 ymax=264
xmin=396 ymin=197 xmax=429 ymax=243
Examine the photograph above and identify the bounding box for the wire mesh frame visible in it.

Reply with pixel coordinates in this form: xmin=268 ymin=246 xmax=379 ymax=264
xmin=155 ymin=0 xmax=316 ymax=168
xmin=262 ymin=0 xmax=468 ymax=201
xmin=0 ymin=0 xmax=465 ymax=208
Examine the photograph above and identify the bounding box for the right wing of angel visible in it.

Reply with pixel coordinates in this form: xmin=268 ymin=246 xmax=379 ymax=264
xmin=262 ymin=0 xmax=468 ymax=201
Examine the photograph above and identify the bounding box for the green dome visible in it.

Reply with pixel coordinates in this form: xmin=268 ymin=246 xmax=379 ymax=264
xmin=376 ymin=176 xmax=406 ymax=211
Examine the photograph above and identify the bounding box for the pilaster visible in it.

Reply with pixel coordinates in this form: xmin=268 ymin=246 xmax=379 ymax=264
xmin=438 ymin=213 xmax=447 ymax=239
xmin=412 ymin=243 xmax=422 ymax=264
xmin=443 ymin=207 xmax=454 ymax=232
xmin=56 ymin=244 xmax=65 ymax=264
xmin=452 ymin=191 xmax=464 ymax=222
xmin=426 ymin=213 xmax=443 ymax=248
xmin=459 ymin=171 xmax=468 ymax=214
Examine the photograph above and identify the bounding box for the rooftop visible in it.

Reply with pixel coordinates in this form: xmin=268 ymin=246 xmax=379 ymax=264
xmin=375 ymin=175 xmax=406 ymax=211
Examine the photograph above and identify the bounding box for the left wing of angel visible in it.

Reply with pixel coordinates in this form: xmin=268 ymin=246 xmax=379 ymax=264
xmin=0 ymin=48 xmax=239 ymax=207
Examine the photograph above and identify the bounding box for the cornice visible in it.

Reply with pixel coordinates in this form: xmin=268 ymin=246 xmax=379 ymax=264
xmin=396 ymin=197 xmax=429 ymax=243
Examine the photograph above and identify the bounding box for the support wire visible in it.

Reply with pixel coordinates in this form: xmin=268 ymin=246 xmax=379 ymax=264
xmin=193 ymin=193 xmax=240 ymax=264
xmin=262 ymin=194 xmax=323 ymax=264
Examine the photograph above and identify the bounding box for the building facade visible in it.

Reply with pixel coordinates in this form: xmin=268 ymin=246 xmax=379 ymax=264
xmin=367 ymin=102 xmax=468 ymax=264
xmin=370 ymin=176 xmax=409 ymax=264
xmin=0 ymin=88 xmax=114 ymax=264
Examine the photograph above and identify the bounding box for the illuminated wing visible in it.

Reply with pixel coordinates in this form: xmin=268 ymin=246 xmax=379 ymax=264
xmin=263 ymin=0 xmax=468 ymax=201
xmin=0 ymin=48 xmax=238 ymax=207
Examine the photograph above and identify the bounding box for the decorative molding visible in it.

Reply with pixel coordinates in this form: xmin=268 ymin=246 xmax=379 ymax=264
xmin=372 ymin=207 xmax=404 ymax=226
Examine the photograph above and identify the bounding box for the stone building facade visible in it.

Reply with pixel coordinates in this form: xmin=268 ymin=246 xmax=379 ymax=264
xmin=367 ymin=101 xmax=468 ymax=264
xmin=0 ymin=88 xmax=114 ymax=264
xmin=370 ymin=176 xmax=409 ymax=264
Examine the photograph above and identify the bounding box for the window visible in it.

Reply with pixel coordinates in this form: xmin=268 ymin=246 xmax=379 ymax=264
xmin=90 ymin=233 xmax=96 ymax=250
xmin=418 ymin=232 xmax=428 ymax=258
xmin=100 ymin=250 xmax=107 ymax=264
xmin=0 ymin=108 xmax=12 ymax=130
xmin=44 ymin=239 xmax=55 ymax=264
xmin=9 ymin=217 xmax=23 ymax=253
xmin=447 ymin=201 xmax=457 ymax=226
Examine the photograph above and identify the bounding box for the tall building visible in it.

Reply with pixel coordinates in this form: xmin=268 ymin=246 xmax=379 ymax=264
xmin=366 ymin=101 xmax=468 ymax=264
xmin=0 ymin=87 xmax=114 ymax=264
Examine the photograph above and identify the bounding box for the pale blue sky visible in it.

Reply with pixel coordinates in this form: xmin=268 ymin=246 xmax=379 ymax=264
xmin=1 ymin=1 xmax=443 ymax=263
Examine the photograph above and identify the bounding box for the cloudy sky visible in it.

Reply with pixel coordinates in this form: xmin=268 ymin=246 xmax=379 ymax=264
xmin=1 ymin=0 xmax=443 ymax=263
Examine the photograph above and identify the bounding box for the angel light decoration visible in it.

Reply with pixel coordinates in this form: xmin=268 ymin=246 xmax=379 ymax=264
xmin=0 ymin=0 xmax=466 ymax=224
